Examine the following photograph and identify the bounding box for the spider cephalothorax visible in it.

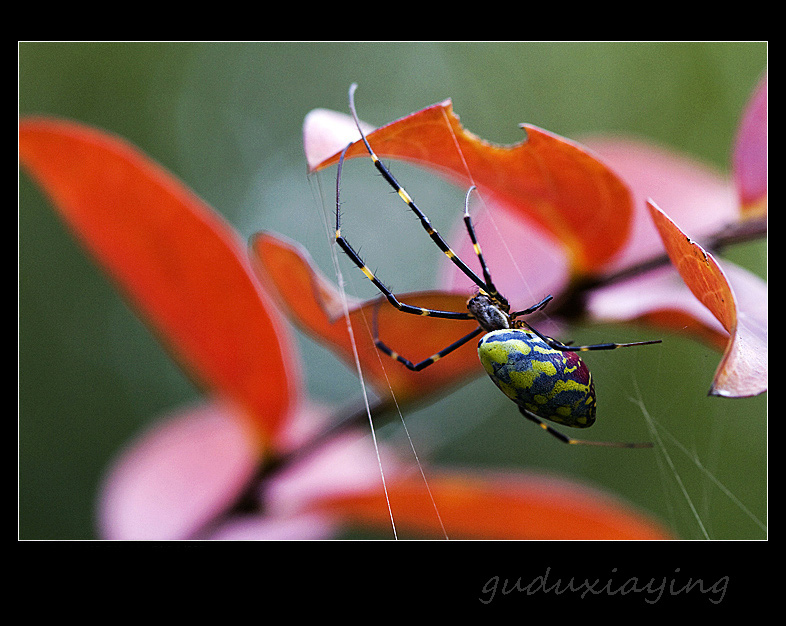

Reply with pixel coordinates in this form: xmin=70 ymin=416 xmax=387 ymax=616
xmin=467 ymin=292 xmax=511 ymax=332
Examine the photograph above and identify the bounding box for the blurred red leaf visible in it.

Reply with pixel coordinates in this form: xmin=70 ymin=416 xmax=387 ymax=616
xmin=733 ymin=74 xmax=767 ymax=219
xmin=647 ymin=200 xmax=766 ymax=397
xmin=579 ymin=135 xmax=739 ymax=272
xmin=98 ymin=401 xmax=261 ymax=540
xmin=250 ymin=232 xmax=482 ymax=402
xmin=19 ymin=118 xmax=300 ymax=447
xmin=313 ymin=470 xmax=672 ymax=540
xmin=306 ymin=98 xmax=634 ymax=277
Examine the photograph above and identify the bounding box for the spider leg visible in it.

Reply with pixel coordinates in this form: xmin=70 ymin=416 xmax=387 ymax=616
xmin=518 ymin=407 xmax=652 ymax=448
xmin=335 ymin=145 xmax=472 ymax=320
xmin=511 ymin=294 xmax=554 ymax=318
xmin=522 ymin=322 xmax=662 ymax=352
xmin=372 ymin=302 xmax=483 ymax=371
xmin=460 ymin=185 xmax=503 ymax=302
xmin=347 ymin=83 xmax=491 ymax=295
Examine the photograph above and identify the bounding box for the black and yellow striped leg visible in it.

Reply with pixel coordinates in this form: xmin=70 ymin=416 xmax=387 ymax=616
xmin=521 ymin=322 xmax=662 ymax=353
xmin=510 ymin=296 xmax=661 ymax=352
xmin=347 ymin=83 xmax=491 ymax=295
xmin=335 ymin=145 xmax=473 ymax=321
xmin=372 ymin=302 xmax=484 ymax=371
xmin=461 ymin=185 xmax=505 ymax=302
xmin=518 ymin=407 xmax=653 ymax=448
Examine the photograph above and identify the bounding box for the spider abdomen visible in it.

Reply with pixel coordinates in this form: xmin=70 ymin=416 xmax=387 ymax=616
xmin=478 ymin=329 xmax=596 ymax=428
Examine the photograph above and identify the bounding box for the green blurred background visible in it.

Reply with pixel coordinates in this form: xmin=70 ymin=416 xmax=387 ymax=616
xmin=19 ymin=42 xmax=766 ymax=540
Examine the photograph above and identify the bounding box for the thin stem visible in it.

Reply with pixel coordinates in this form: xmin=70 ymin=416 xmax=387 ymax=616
xmin=557 ymin=216 xmax=766 ymax=318
xmin=260 ymin=397 xmax=395 ymax=481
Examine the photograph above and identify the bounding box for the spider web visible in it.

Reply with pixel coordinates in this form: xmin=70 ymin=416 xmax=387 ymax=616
xmin=304 ymin=111 xmax=766 ymax=542
xmin=309 ymin=166 xmax=450 ymax=540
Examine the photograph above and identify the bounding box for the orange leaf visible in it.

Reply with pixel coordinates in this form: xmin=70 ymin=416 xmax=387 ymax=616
xmin=19 ymin=118 xmax=300 ymax=447
xmin=250 ymin=232 xmax=482 ymax=402
xmin=647 ymin=200 xmax=766 ymax=397
xmin=308 ymin=99 xmax=633 ymax=276
xmin=314 ymin=470 xmax=671 ymax=540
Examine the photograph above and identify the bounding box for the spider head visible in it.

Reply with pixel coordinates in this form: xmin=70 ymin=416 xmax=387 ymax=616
xmin=467 ymin=292 xmax=511 ymax=332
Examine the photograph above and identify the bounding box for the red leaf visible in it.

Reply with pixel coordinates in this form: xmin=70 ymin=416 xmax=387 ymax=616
xmin=20 ymin=118 xmax=300 ymax=447
xmin=307 ymin=99 xmax=634 ymax=277
xmin=313 ymin=470 xmax=671 ymax=540
xmin=250 ymin=232 xmax=482 ymax=402
xmin=647 ymin=200 xmax=766 ymax=397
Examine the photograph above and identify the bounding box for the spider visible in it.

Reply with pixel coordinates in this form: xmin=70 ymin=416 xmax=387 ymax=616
xmin=333 ymin=84 xmax=661 ymax=448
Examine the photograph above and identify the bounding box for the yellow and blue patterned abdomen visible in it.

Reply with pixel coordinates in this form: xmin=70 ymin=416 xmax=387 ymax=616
xmin=478 ymin=329 xmax=596 ymax=428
